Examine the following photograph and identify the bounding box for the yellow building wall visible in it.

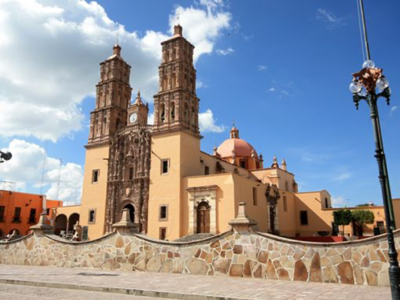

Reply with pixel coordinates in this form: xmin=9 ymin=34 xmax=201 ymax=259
xmin=56 ymin=205 xmax=81 ymax=219
xmin=232 ymin=174 xmax=269 ymax=232
xmin=293 ymin=191 xmax=333 ymax=237
xmin=148 ymin=131 xmax=201 ymax=240
xmin=277 ymin=191 xmax=297 ymax=237
xmin=78 ymin=144 xmax=109 ymax=239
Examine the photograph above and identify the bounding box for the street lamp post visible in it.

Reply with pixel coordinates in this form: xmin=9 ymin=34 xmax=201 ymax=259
xmin=350 ymin=63 xmax=400 ymax=298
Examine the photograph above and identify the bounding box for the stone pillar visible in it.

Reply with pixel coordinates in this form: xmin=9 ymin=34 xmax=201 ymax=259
xmin=30 ymin=213 xmax=53 ymax=236
xmin=229 ymin=202 xmax=257 ymax=233
xmin=112 ymin=208 xmax=140 ymax=234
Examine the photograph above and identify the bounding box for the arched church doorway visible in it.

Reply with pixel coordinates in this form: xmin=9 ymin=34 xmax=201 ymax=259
xmin=196 ymin=202 xmax=210 ymax=234
xmin=124 ymin=204 xmax=135 ymax=223
xmin=54 ymin=214 xmax=67 ymax=235
xmin=68 ymin=213 xmax=80 ymax=232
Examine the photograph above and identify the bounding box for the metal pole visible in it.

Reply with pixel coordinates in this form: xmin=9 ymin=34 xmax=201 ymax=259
xmin=359 ymin=0 xmax=396 ymax=228
xmin=369 ymin=94 xmax=400 ymax=299
xmin=359 ymin=0 xmax=371 ymax=60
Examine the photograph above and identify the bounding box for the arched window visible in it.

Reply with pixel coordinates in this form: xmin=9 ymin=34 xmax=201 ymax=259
xmin=184 ymin=103 xmax=189 ymax=123
xmin=163 ymin=76 xmax=168 ymax=91
xmin=171 ymin=74 xmax=176 ymax=89
xmin=116 ymin=118 xmax=121 ymax=130
xmin=160 ymin=104 xmax=165 ymax=123
xmin=170 ymin=102 xmax=175 ymax=121
xmin=191 ymin=106 xmax=195 ymax=125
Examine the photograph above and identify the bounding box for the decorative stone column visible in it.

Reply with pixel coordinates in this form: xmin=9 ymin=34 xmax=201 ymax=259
xmin=229 ymin=202 xmax=257 ymax=233
xmin=112 ymin=208 xmax=140 ymax=234
xmin=30 ymin=212 xmax=53 ymax=236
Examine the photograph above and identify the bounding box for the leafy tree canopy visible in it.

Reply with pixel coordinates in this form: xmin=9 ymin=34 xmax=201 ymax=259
xmin=352 ymin=210 xmax=375 ymax=225
xmin=333 ymin=209 xmax=352 ymax=226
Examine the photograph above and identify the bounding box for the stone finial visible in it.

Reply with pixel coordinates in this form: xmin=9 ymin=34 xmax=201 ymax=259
xmin=112 ymin=208 xmax=139 ymax=234
xmin=174 ymin=24 xmax=183 ymax=36
xmin=229 ymin=202 xmax=257 ymax=233
xmin=30 ymin=212 xmax=53 ymax=236
xmin=134 ymin=90 xmax=144 ymax=105
xmin=113 ymin=44 xmax=121 ymax=56
xmin=213 ymin=145 xmax=218 ymax=156
xmin=281 ymin=159 xmax=287 ymax=171
xmin=271 ymin=156 xmax=279 ymax=168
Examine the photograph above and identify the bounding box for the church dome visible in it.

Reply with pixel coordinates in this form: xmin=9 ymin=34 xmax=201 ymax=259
xmin=217 ymin=127 xmax=258 ymax=158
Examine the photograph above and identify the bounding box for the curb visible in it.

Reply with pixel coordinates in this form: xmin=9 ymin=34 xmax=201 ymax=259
xmin=0 ymin=278 xmax=246 ymax=300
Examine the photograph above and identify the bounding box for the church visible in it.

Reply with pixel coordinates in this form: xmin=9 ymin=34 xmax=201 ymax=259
xmin=56 ymin=25 xmax=347 ymax=241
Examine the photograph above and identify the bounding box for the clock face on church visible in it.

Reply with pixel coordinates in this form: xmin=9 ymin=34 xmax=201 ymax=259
xmin=129 ymin=113 xmax=137 ymax=123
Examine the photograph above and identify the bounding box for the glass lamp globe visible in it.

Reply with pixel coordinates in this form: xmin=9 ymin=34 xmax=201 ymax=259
xmin=362 ymin=60 xmax=375 ymax=69
xmin=358 ymin=89 xmax=367 ymax=97
xmin=376 ymin=77 xmax=389 ymax=91
xmin=349 ymin=81 xmax=362 ymax=94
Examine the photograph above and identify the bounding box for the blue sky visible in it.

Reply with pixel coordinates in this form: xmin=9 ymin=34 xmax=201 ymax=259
xmin=0 ymin=0 xmax=399 ymax=207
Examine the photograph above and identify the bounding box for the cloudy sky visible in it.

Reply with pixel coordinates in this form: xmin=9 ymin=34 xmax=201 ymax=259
xmin=0 ymin=0 xmax=399 ymax=207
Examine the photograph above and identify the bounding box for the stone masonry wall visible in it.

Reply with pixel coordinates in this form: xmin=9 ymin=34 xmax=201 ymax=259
xmin=1 ymin=228 xmax=399 ymax=287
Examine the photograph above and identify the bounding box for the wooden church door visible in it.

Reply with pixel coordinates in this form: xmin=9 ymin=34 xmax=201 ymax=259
xmin=196 ymin=202 xmax=210 ymax=233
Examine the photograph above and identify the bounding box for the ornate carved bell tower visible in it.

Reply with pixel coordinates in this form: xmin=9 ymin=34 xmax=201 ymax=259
xmin=88 ymin=44 xmax=132 ymax=145
xmin=153 ymin=25 xmax=200 ymax=137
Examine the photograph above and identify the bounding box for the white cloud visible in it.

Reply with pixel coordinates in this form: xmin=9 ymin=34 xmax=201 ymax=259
xmin=316 ymin=8 xmax=345 ymax=28
xmin=390 ymin=105 xmax=398 ymax=116
xmin=333 ymin=172 xmax=352 ymax=182
xmin=148 ymin=112 xmax=154 ymax=125
xmin=0 ymin=0 xmax=232 ymax=142
xmin=331 ymin=196 xmax=347 ymax=208
xmin=281 ymin=90 xmax=290 ymax=96
xmin=0 ymin=139 xmax=83 ymax=204
xmin=199 ymin=109 xmax=226 ymax=133
xmin=216 ymin=47 xmax=234 ymax=56
xmin=268 ymin=87 xmax=276 ymax=92
xmin=258 ymin=65 xmax=267 ymax=71
xmin=196 ymin=80 xmax=207 ymax=89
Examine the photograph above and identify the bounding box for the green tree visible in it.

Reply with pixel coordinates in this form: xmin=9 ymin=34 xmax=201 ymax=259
xmin=333 ymin=209 xmax=352 ymax=235
xmin=352 ymin=210 xmax=375 ymax=226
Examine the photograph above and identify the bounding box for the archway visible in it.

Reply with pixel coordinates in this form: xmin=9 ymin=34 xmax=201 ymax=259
xmin=54 ymin=214 xmax=67 ymax=235
xmin=68 ymin=213 xmax=80 ymax=232
xmin=0 ymin=229 xmax=3 ymax=238
xmin=196 ymin=202 xmax=210 ymax=234
xmin=9 ymin=229 xmax=20 ymax=236
xmin=124 ymin=204 xmax=135 ymax=223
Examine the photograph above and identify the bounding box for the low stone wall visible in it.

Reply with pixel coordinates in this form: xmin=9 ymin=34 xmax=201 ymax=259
xmin=0 ymin=227 xmax=399 ymax=287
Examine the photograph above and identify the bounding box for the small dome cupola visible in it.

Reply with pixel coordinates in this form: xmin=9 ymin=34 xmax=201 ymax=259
xmin=230 ymin=126 xmax=239 ymax=139
xmin=216 ymin=125 xmax=263 ymax=171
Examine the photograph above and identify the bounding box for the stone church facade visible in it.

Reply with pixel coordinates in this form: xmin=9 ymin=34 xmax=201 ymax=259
xmin=56 ymin=25 xmax=391 ymax=241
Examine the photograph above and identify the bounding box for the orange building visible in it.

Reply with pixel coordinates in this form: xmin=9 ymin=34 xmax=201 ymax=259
xmin=0 ymin=189 xmax=62 ymax=238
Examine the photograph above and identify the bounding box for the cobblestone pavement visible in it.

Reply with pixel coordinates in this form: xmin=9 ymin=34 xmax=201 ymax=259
xmin=0 ymin=283 xmax=166 ymax=300
xmin=0 ymin=265 xmax=391 ymax=300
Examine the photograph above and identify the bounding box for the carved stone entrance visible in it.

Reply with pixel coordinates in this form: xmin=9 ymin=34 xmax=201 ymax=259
xmin=196 ymin=202 xmax=211 ymax=234
xmin=266 ymin=184 xmax=280 ymax=235
xmin=187 ymin=185 xmax=218 ymax=235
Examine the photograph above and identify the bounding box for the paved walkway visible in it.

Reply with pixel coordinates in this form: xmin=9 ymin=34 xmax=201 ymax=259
xmin=0 ymin=265 xmax=391 ymax=300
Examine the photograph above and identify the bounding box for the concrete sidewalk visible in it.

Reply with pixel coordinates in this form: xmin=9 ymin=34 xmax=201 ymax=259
xmin=0 ymin=265 xmax=391 ymax=300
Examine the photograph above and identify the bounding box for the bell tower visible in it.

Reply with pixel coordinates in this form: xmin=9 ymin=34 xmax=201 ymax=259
xmin=127 ymin=91 xmax=149 ymax=127
xmin=153 ymin=25 xmax=200 ymax=137
xmin=88 ymin=44 xmax=132 ymax=145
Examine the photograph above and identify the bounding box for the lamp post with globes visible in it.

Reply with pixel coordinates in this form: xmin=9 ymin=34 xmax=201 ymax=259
xmin=350 ymin=60 xmax=400 ymax=298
